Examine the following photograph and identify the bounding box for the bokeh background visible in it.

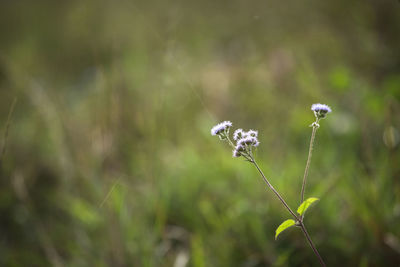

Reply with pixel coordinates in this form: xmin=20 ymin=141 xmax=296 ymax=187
xmin=1 ymin=0 xmax=400 ymax=266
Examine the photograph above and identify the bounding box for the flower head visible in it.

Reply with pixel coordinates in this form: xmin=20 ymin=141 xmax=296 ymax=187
xmin=253 ymin=139 xmax=260 ymax=147
xmin=211 ymin=121 xmax=232 ymax=137
xmin=311 ymin=103 xmax=332 ymax=119
xmin=247 ymin=130 xmax=258 ymax=138
xmin=235 ymin=143 xmax=246 ymax=152
xmin=237 ymin=136 xmax=259 ymax=147
xmin=233 ymin=129 xmax=245 ymax=141
xmin=232 ymin=149 xmax=241 ymax=158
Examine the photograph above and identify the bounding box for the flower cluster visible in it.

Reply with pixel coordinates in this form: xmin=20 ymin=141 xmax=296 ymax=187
xmin=311 ymin=103 xmax=332 ymax=119
xmin=210 ymin=121 xmax=232 ymax=140
xmin=233 ymin=129 xmax=260 ymax=158
xmin=211 ymin=121 xmax=260 ymax=159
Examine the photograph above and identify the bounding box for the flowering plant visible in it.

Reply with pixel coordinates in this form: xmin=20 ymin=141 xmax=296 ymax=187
xmin=211 ymin=103 xmax=332 ymax=266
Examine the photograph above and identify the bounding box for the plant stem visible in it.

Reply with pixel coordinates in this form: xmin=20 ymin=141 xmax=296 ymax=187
xmin=0 ymin=98 xmax=17 ymax=165
xmin=226 ymin=135 xmax=236 ymax=148
xmin=299 ymin=222 xmax=326 ymax=267
xmin=300 ymin=119 xmax=319 ymax=206
xmin=251 ymin=158 xmax=326 ymax=266
xmin=251 ymin=159 xmax=299 ymax=221
xmin=224 ymin=124 xmax=325 ymax=265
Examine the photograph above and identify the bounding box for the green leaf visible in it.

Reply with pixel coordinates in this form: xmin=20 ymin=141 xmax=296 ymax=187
xmin=297 ymin=197 xmax=319 ymax=216
xmin=275 ymin=219 xmax=296 ymax=240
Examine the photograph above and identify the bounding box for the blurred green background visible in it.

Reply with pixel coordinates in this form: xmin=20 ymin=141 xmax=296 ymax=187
xmin=1 ymin=0 xmax=400 ymax=266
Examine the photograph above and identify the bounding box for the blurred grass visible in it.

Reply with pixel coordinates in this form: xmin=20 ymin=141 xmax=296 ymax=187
xmin=0 ymin=0 xmax=400 ymax=266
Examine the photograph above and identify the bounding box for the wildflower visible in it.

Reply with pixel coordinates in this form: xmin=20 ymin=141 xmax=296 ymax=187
xmin=235 ymin=143 xmax=246 ymax=152
xmin=247 ymin=130 xmax=258 ymax=138
xmin=211 ymin=121 xmax=232 ymax=138
xmin=232 ymin=149 xmax=241 ymax=158
xmin=253 ymin=139 xmax=260 ymax=147
xmin=211 ymin=121 xmax=260 ymax=159
xmin=311 ymin=103 xmax=332 ymax=119
xmin=233 ymin=129 xmax=245 ymax=141
xmin=237 ymin=136 xmax=259 ymax=147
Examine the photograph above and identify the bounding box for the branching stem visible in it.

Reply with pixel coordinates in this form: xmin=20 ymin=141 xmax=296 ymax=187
xmin=224 ymin=130 xmax=326 ymax=266
xmin=251 ymin=157 xmax=326 ymax=267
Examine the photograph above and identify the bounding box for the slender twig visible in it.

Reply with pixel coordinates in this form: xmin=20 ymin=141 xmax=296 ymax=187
xmin=0 ymin=98 xmax=17 ymax=163
xmin=99 ymin=178 xmax=120 ymax=208
xmin=299 ymin=222 xmax=326 ymax=267
xmin=251 ymin=159 xmax=299 ymax=221
xmin=228 ymin=133 xmax=298 ymax=220
xmin=300 ymin=118 xmax=319 ymax=206
xmin=226 ymin=136 xmax=236 ymax=149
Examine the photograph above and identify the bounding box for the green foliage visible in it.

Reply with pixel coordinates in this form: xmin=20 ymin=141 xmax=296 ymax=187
xmin=275 ymin=219 xmax=296 ymax=240
xmin=297 ymin=197 xmax=319 ymax=216
xmin=68 ymin=198 xmax=101 ymax=226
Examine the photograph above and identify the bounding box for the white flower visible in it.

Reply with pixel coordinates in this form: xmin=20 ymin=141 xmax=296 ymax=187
xmin=211 ymin=121 xmax=232 ymax=136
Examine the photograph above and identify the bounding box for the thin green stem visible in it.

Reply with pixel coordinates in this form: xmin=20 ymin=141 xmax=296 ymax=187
xmin=226 ymin=135 xmax=236 ymax=148
xmin=251 ymin=159 xmax=299 ymax=221
xmin=0 ymin=98 xmax=17 ymax=165
xmin=300 ymin=119 xmax=319 ymax=207
xmin=299 ymin=222 xmax=326 ymax=267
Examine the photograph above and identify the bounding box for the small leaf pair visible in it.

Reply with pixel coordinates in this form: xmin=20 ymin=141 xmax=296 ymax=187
xmin=275 ymin=198 xmax=319 ymax=239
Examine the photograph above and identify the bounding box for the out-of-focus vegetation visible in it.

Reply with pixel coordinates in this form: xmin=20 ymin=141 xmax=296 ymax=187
xmin=0 ymin=0 xmax=400 ymax=266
